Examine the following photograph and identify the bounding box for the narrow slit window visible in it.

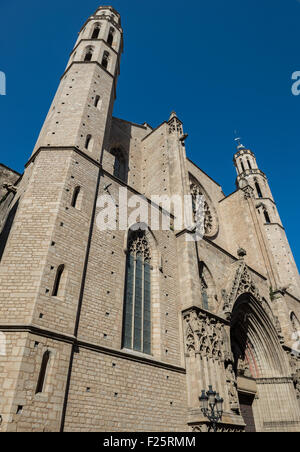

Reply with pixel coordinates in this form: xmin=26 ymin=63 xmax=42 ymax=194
xmin=71 ymin=186 xmax=81 ymax=209
xmin=255 ymin=182 xmax=263 ymax=198
xmin=247 ymin=160 xmax=252 ymax=169
xmin=36 ymin=351 xmax=51 ymax=394
xmin=264 ymin=210 xmax=271 ymax=224
xmin=107 ymin=28 xmax=115 ymax=46
xmin=85 ymin=134 xmax=92 ymax=150
xmin=0 ymin=200 xmax=19 ymax=262
xmin=52 ymin=265 xmax=65 ymax=297
xmin=94 ymin=95 xmax=101 ymax=108
xmin=240 ymin=160 xmax=245 ymax=172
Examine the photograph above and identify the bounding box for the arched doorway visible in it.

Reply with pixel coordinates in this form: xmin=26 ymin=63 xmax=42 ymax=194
xmin=230 ymin=293 xmax=300 ymax=432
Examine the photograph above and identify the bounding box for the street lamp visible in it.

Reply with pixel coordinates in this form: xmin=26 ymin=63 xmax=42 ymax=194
xmin=199 ymin=386 xmax=224 ymax=432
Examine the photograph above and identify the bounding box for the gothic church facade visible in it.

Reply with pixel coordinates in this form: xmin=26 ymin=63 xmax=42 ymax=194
xmin=0 ymin=6 xmax=300 ymax=432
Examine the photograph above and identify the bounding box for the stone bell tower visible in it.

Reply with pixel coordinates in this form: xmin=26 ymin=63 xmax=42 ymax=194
xmin=33 ymin=5 xmax=123 ymax=161
xmin=233 ymin=139 xmax=300 ymax=298
xmin=0 ymin=6 xmax=123 ymax=432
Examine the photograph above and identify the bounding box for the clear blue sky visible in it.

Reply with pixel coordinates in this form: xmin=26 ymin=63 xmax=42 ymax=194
xmin=0 ymin=0 xmax=300 ymax=268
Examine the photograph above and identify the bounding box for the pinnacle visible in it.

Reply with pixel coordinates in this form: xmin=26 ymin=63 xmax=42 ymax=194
xmin=169 ymin=111 xmax=177 ymax=121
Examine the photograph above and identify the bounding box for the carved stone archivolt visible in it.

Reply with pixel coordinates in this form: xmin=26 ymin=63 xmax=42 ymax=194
xmin=222 ymin=260 xmax=262 ymax=317
xmin=183 ymin=308 xmax=226 ymax=361
xmin=221 ymin=258 xmax=284 ymax=344
xmin=189 ymin=177 xmax=219 ymax=238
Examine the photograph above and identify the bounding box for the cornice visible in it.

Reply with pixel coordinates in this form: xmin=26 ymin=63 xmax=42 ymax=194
xmin=234 ymin=148 xmax=255 ymax=159
xmin=25 ymin=146 xmax=102 ymax=170
xmin=79 ymin=14 xmax=123 ymax=35
xmin=264 ymin=222 xmax=285 ymax=231
xmin=255 ymin=196 xmax=276 ymax=206
xmin=70 ymin=38 xmax=119 ymax=58
xmin=236 ymin=168 xmax=267 ymax=182
xmin=182 ymin=305 xmax=229 ymax=325
xmin=0 ymin=324 xmax=186 ymax=374
xmin=60 ymin=60 xmax=114 ymax=81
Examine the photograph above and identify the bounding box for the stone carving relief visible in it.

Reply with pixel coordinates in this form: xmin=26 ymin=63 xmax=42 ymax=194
xmin=225 ymin=362 xmax=239 ymax=412
xmin=222 ymin=260 xmax=261 ymax=317
xmin=237 ymin=356 xmax=252 ymax=378
xmin=242 ymin=185 xmax=255 ymax=200
xmin=274 ymin=316 xmax=285 ymax=344
xmin=128 ymin=229 xmax=151 ymax=261
xmin=189 ymin=178 xmax=219 ymax=238
xmin=183 ymin=309 xmax=225 ymax=361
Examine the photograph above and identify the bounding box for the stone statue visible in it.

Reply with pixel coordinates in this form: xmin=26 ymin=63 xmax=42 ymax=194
xmin=226 ymin=363 xmax=239 ymax=412
xmin=237 ymin=357 xmax=252 ymax=378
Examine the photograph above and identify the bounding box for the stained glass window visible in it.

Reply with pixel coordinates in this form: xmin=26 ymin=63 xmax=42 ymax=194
xmin=122 ymin=230 xmax=151 ymax=354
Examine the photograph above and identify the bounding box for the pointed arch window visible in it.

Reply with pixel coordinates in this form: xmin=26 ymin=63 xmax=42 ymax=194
xmin=255 ymin=182 xmax=263 ymax=199
xmin=240 ymin=160 xmax=245 ymax=172
xmin=52 ymin=265 xmax=65 ymax=297
xmin=264 ymin=209 xmax=271 ymax=224
xmin=122 ymin=229 xmax=151 ymax=354
xmin=91 ymin=24 xmax=101 ymax=39
xmin=247 ymin=160 xmax=252 ymax=170
xmin=84 ymin=47 xmax=94 ymax=62
xmin=101 ymin=51 xmax=110 ymax=70
xmin=107 ymin=27 xmax=115 ymax=46
xmin=36 ymin=350 xmax=51 ymax=394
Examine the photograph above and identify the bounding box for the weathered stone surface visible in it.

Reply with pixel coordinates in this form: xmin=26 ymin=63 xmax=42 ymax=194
xmin=0 ymin=5 xmax=299 ymax=433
